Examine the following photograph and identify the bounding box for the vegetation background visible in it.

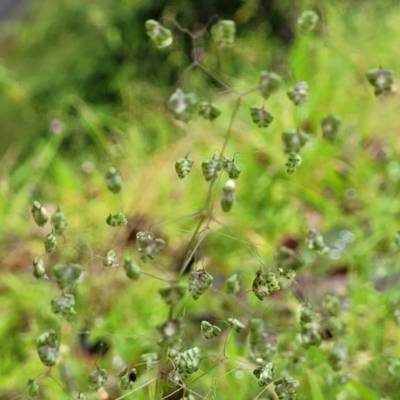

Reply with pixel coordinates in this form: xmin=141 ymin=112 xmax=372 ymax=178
xmin=1 ymin=0 xmax=400 ymax=399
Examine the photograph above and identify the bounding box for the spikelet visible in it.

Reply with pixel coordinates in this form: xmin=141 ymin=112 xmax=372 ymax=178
xmin=145 ymin=20 xmax=173 ymax=49
xmin=175 ymin=157 xmax=194 ymax=179
xmin=211 ymin=20 xmax=236 ymax=48
xmin=198 ymin=101 xmax=221 ymax=121
xmin=250 ymin=106 xmax=274 ymax=128
xmin=31 ymin=201 xmax=48 ymax=227
xmin=105 ymin=167 xmax=122 ymax=194
xmin=259 ymin=71 xmax=282 ymax=99
xmin=201 ymin=321 xmax=222 ymax=339
xmin=36 ymin=330 xmax=59 ymax=367
xmin=188 ymin=270 xmax=214 ymax=300
xmin=168 ymin=89 xmax=198 ymax=122
xmin=221 ymin=180 xmax=235 ymax=212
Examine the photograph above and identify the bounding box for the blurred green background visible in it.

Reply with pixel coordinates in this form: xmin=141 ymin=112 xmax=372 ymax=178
xmin=1 ymin=0 xmax=400 ymax=399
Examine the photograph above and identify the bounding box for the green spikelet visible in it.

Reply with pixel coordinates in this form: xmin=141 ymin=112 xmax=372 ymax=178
xmin=33 ymin=257 xmax=48 ymax=280
xmin=103 ymin=250 xmax=118 ymax=267
xmin=27 ymin=378 xmax=39 ymax=399
xmin=52 ymin=263 xmax=83 ymax=290
xmin=287 ymin=81 xmax=308 ymax=106
xmin=250 ymin=105 xmax=274 ymax=128
xmin=189 ymin=270 xmax=214 ymax=300
xmin=31 ymin=201 xmax=48 ymax=227
xmin=88 ymin=369 xmax=108 ymax=391
xmin=145 ymin=20 xmax=173 ymax=49
xmin=175 ymin=157 xmax=194 ymax=179
xmin=106 ymin=212 xmax=127 ymax=227
xmin=253 ymin=363 xmax=274 ymax=387
xmin=366 ymin=68 xmax=394 ymax=96
xmin=321 ymin=114 xmax=342 ymax=142
xmin=285 ymin=152 xmax=302 ymax=175
xmin=227 ymin=318 xmax=245 ymax=333
xmin=222 ymin=158 xmax=241 ymax=179
xmin=51 ymin=294 xmax=76 ymax=321
xmin=201 ymin=157 xmax=222 ymax=181
xmin=44 ymin=232 xmax=57 ymax=253
xmin=105 ymin=167 xmax=122 ymax=194
xmin=211 ymin=20 xmax=236 ymax=48
xmin=282 ymin=129 xmax=309 ymax=154
xmin=259 ymin=71 xmax=282 ymax=99
xmin=136 ymin=231 xmax=166 ymax=262
xmin=36 ymin=330 xmax=59 ymax=367
xmin=221 ymin=180 xmax=235 ymax=212
xmin=198 ymin=101 xmax=221 ymax=121
xmin=201 ymin=321 xmax=222 ymax=339
xmin=297 ymin=10 xmax=319 ymax=34
xmin=168 ymin=89 xmax=198 ymax=122
xmin=224 ymin=273 xmax=240 ymax=295
xmin=51 ymin=209 xmax=67 ymax=235
xmin=252 ymin=270 xmax=280 ymax=300
xmin=123 ymin=256 xmax=141 ymax=280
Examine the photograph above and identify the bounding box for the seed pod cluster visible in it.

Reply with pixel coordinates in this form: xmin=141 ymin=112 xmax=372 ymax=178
xmin=53 ymin=263 xmax=83 ymax=290
xmin=51 ymin=294 xmax=76 ymax=321
xmin=105 ymin=167 xmax=122 ymax=194
xmin=306 ymin=228 xmax=329 ymax=253
xmin=201 ymin=157 xmax=222 ymax=181
xmin=136 ymin=231 xmax=166 ymax=262
xmin=366 ymin=68 xmax=394 ymax=96
xmin=51 ymin=209 xmax=67 ymax=235
xmin=287 ymin=81 xmax=308 ymax=106
xmin=188 ymin=270 xmax=214 ymax=300
xmin=36 ymin=330 xmax=59 ymax=367
xmin=201 ymin=321 xmax=222 ymax=339
xmin=285 ymin=152 xmax=302 ymax=175
xmin=123 ymin=256 xmax=141 ymax=280
xmin=44 ymin=232 xmax=57 ymax=253
xmin=31 ymin=201 xmax=48 ymax=227
xmin=297 ymin=10 xmax=319 ymax=34
xmin=175 ymin=157 xmax=194 ymax=179
xmin=33 ymin=257 xmax=47 ymax=280
xmin=224 ymin=273 xmax=240 ymax=295
xmin=274 ymin=376 xmax=300 ymax=400
xmin=252 ymin=270 xmax=280 ymax=301
xmin=211 ymin=20 xmax=236 ymax=48
xmin=158 ymin=283 xmax=186 ymax=306
xmin=170 ymin=347 xmax=202 ymax=385
xmin=321 ymin=114 xmax=342 ymax=142
xmin=222 ymin=158 xmax=241 ymax=179
xmin=145 ymin=20 xmax=173 ymax=49
xmin=259 ymin=71 xmax=282 ymax=99
xmin=198 ymin=101 xmax=221 ymax=121
xmin=253 ymin=363 xmax=274 ymax=387
xmin=103 ymin=250 xmax=118 ymax=267
xmin=168 ymin=88 xmax=198 ymax=122
xmin=282 ymin=129 xmax=309 ymax=154
xmin=250 ymin=106 xmax=274 ymax=128
xmin=221 ymin=180 xmax=235 ymax=212
xmin=227 ymin=318 xmax=245 ymax=333
xmin=249 ymin=319 xmax=277 ymax=364
xmin=328 ymin=343 xmax=347 ymax=371
xmin=106 ymin=212 xmax=127 ymax=227
xmin=88 ymin=368 xmax=108 ymax=391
